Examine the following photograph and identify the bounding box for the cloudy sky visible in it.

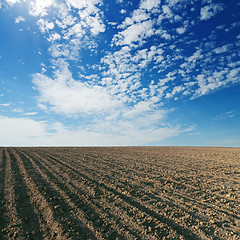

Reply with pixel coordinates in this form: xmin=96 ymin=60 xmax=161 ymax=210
xmin=0 ymin=0 xmax=239 ymax=146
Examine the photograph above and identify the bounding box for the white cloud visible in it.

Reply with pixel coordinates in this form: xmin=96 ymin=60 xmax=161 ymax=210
xmin=24 ymin=112 xmax=38 ymax=116
xmin=65 ymin=0 xmax=102 ymax=10
xmin=55 ymin=10 xmax=76 ymax=29
xmin=92 ymin=119 xmax=182 ymax=145
xmin=140 ymin=0 xmax=161 ymax=11
xmin=200 ymin=3 xmax=224 ymax=21
xmin=12 ymin=109 xmax=23 ymax=113
xmin=176 ymin=27 xmax=186 ymax=34
xmin=15 ymin=16 xmax=25 ymax=23
xmin=5 ymin=0 xmax=21 ymax=6
xmin=32 ymin=60 xmax=121 ymax=116
xmin=0 ymin=115 xmax=187 ymax=146
xmin=165 ymin=85 xmax=185 ymax=99
xmin=78 ymin=8 xmax=105 ymax=35
xmin=0 ymin=103 xmax=11 ymax=107
xmin=100 ymin=43 xmax=166 ymax=105
xmin=120 ymin=9 xmax=126 ymax=14
xmin=29 ymin=0 xmax=54 ymax=17
xmin=64 ymin=23 xmax=84 ymax=39
xmin=113 ymin=0 xmax=163 ymax=49
xmin=122 ymin=101 xmax=164 ymax=119
xmin=37 ymin=19 xmax=54 ymax=33
xmin=214 ymin=44 xmax=229 ymax=54
xmin=165 ymin=0 xmax=182 ymax=7
xmin=47 ymin=32 xmax=61 ymax=42
xmin=187 ymin=49 xmax=202 ymax=62
xmin=48 ymin=44 xmax=70 ymax=58
xmin=113 ymin=20 xmax=155 ymax=47
xmin=191 ymin=67 xmax=239 ymax=98
xmin=162 ymin=5 xmax=173 ymax=18
xmin=161 ymin=32 xmax=171 ymax=40
xmin=0 ymin=116 xmax=50 ymax=146
xmin=214 ymin=111 xmax=239 ymax=121
xmin=65 ymin=0 xmax=105 ymax=35
xmin=125 ymin=10 xmax=150 ymax=25
xmin=31 ymin=0 xmax=105 ymax=61
xmin=228 ymin=67 xmax=240 ymax=79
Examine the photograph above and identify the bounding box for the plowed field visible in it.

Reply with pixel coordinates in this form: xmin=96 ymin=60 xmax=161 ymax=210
xmin=0 ymin=147 xmax=239 ymax=239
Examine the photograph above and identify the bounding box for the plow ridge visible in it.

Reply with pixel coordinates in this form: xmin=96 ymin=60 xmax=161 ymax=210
xmin=6 ymin=149 xmax=43 ymax=239
xmin=0 ymin=149 xmax=8 ymax=240
xmin=42 ymin=152 xmax=200 ymax=239
xmin=36 ymin=152 xmax=184 ymax=238
xmin=19 ymin=149 xmax=145 ymax=239
xmin=33 ymin=149 xmax=234 ymax=239
xmin=0 ymin=147 xmax=239 ymax=239
xmin=18 ymin=148 xmax=139 ymax=239
xmin=14 ymin=148 xmax=98 ymax=240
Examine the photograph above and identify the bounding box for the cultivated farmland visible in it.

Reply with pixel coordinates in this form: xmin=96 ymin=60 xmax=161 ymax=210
xmin=0 ymin=147 xmax=239 ymax=239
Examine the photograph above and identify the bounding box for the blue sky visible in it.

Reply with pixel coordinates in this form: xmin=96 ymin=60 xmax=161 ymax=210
xmin=0 ymin=0 xmax=239 ymax=146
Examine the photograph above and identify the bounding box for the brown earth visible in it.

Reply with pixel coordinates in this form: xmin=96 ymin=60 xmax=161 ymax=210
xmin=0 ymin=146 xmax=239 ymax=239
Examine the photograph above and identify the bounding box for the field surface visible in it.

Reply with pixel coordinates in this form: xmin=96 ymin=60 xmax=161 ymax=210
xmin=0 ymin=147 xmax=240 ymax=240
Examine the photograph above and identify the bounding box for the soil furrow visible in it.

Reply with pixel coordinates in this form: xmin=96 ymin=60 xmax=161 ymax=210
xmin=2 ymin=146 xmax=239 ymax=239
xmin=85 ymin=152 xmax=240 ymax=208
xmin=33 ymin=147 xmax=240 ymax=239
xmin=27 ymin=150 xmax=174 ymax=239
xmin=21 ymin=148 xmax=178 ymax=239
xmin=15 ymin=148 xmax=100 ymax=240
xmin=20 ymin=148 xmax=152 ymax=239
xmin=10 ymin=148 xmax=69 ymax=240
xmin=51 ymin=148 xmax=240 ymax=215
xmin=0 ymin=148 xmax=8 ymax=240
xmin=36 ymin=150 xmax=201 ymax=240
xmin=7 ymin=148 xmax=45 ymax=239
xmin=42 ymin=147 xmax=239 ymax=215
xmin=3 ymin=148 xmax=25 ymax=239
xmin=39 ymin=149 xmax=223 ymax=239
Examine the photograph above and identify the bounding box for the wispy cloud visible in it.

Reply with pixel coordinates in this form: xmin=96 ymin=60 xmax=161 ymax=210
xmin=37 ymin=19 xmax=54 ymax=33
xmin=0 ymin=103 xmax=11 ymax=107
xmin=32 ymin=59 xmax=121 ymax=116
xmin=214 ymin=110 xmax=240 ymax=121
xmin=5 ymin=0 xmax=20 ymax=6
xmin=200 ymin=3 xmax=224 ymax=21
xmin=24 ymin=112 xmax=38 ymax=116
xmin=12 ymin=109 xmax=23 ymax=113
xmin=28 ymin=0 xmax=54 ymax=17
xmin=15 ymin=16 xmax=25 ymax=23
xmin=0 ymin=115 xmax=187 ymax=146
